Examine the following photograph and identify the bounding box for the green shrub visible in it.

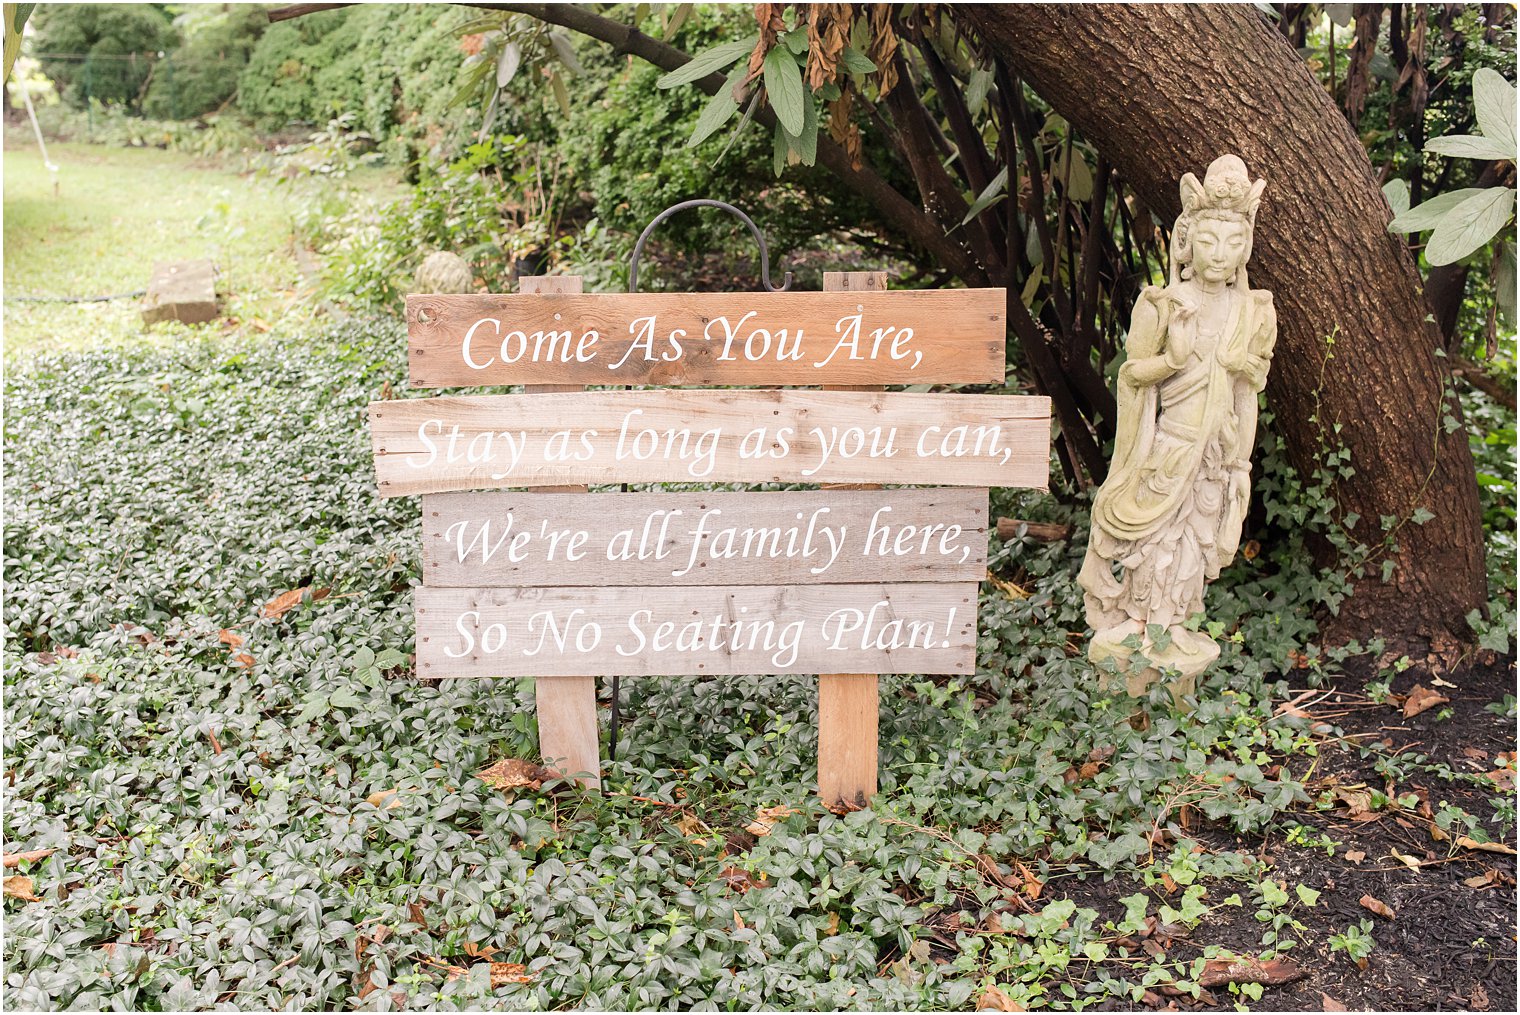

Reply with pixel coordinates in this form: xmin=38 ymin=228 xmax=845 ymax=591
xmin=237 ymin=4 xmax=475 ymax=146
xmin=142 ymin=4 xmax=268 ymax=120
xmin=31 ymin=3 xmax=174 ymax=110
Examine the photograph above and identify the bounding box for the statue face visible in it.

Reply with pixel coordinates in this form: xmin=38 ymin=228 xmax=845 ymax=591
xmin=1189 ymin=217 xmax=1248 ymax=284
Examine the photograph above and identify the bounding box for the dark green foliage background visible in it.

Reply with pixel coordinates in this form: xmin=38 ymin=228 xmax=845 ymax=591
xmin=141 ymin=5 xmax=269 ymax=121
xmin=32 ymin=3 xmax=174 ymax=109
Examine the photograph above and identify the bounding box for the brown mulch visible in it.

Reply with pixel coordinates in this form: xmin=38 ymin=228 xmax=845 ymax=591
xmin=1057 ymin=653 xmax=1517 ymax=1012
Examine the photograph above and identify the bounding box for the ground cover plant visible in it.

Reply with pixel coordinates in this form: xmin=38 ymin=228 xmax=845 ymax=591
xmin=4 ymin=2 xmax=1517 ymax=1004
xmin=3 ymin=307 xmax=1514 ymax=1010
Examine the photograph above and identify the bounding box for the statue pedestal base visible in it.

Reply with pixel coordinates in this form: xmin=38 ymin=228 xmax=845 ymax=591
xmin=1089 ymin=622 xmax=1218 ymax=701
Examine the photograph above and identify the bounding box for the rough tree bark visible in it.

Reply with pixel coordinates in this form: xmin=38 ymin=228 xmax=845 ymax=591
xmin=962 ymin=4 xmax=1486 ymax=653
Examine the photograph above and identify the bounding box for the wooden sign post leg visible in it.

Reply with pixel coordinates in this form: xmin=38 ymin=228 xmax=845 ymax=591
xmin=520 ymin=275 xmax=601 ymax=789
xmin=817 ymin=270 xmax=888 ymax=809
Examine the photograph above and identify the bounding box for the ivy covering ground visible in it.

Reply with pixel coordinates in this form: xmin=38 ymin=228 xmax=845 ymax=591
xmin=3 ymin=320 xmax=1513 ymax=1011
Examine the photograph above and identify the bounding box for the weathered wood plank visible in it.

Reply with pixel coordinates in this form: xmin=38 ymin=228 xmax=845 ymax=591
xmin=370 ymin=389 xmax=1051 ymax=495
xmin=519 ymin=274 xmax=600 ymax=789
xmin=405 ymin=288 xmax=1006 ymax=387
xmin=415 ymin=583 xmax=978 ymax=678
xmin=818 ymin=270 xmax=886 ymax=809
xmin=420 ymin=488 xmax=989 ymax=588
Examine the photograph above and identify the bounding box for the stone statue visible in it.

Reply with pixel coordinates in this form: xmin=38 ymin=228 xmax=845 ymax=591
xmin=1078 ymin=155 xmax=1276 ymax=696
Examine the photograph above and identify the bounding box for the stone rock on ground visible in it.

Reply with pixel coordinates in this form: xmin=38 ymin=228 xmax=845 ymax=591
xmin=141 ymin=259 xmax=218 ymax=325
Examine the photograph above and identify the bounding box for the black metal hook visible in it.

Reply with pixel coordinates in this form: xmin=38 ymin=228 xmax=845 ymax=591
xmin=609 ymin=202 xmax=789 ymax=768
xmin=628 ymin=199 xmax=793 ymax=293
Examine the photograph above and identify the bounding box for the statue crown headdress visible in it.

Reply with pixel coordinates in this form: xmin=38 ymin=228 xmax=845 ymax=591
xmin=1180 ymin=155 xmax=1266 ymax=223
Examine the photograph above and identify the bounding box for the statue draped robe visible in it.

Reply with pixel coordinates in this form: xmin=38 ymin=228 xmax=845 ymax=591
xmin=1079 ymin=281 xmax=1277 ymax=634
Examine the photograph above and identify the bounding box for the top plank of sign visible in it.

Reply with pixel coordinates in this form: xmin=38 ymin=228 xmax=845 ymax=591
xmin=405 ymin=288 xmax=1007 ymax=387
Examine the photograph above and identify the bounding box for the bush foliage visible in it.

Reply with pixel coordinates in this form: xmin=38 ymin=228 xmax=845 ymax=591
xmin=31 ymin=3 xmax=174 ymax=110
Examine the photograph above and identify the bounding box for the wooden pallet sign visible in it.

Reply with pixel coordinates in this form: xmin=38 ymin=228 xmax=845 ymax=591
xmin=370 ymin=273 xmax=1051 ymax=806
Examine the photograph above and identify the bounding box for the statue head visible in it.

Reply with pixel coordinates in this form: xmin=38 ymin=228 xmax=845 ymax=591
xmin=1170 ymin=155 xmax=1267 ymax=288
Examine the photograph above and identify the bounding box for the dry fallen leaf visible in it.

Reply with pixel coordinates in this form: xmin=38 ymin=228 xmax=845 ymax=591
xmin=717 ymin=865 xmax=769 ymax=894
xmin=1332 ymin=785 xmax=1374 ymax=818
xmin=364 ymin=789 xmax=405 ymax=811
xmin=1197 ymin=955 xmax=1303 ymax=989
xmin=675 ymin=812 xmax=712 ymax=845
xmin=262 ymin=586 xmax=329 ymax=620
xmin=1453 ymin=835 xmax=1518 ymax=855
xmin=1464 ymin=870 xmax=1501 ymax=889
xmin=476 ymin=758 xmax=549 ymax=792
xmin=1345 ymin=849 xmax=1366 ymax=863
xmin=461 ymin=941 xmax=499 ymax=960
xmin=489 ymin=962 xmax=534 ymax=987
xmin=1360 ymin=893 xmax=1396 ymax=919
xmin=745 ymin=804 xmax=800 ymax=837
xmin=3 ymin=875 xmax=40 ymax=902
xmin=2 ymin=849 xmax=55 ymax=868
xmin=976 ymin=984 xmax=1025 ymax=1011
xmin=1390 ymin=847 xmax=1423 ymax=870
xmin=1320 ymin=992 xmax=1348 ymax=1011
xmin=1402 ymin=683 xmax=1450 ymax=718
xmin=219 ymin=629 xmax=244 ymax=648
xmin=1485 ymin=767 xmax=1515 ymax=792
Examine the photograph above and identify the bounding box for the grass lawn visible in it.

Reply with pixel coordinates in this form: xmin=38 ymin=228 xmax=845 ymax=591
xmin=3 ymin=139 xmax=308 ymax=357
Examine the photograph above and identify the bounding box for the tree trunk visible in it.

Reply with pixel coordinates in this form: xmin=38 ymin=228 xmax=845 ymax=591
xmin=962 ymin=4 xmax=1486 ymax=654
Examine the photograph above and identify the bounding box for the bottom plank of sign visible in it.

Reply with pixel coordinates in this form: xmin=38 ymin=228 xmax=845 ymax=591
xmin=415 ymin=583 xmax=978 ymax=678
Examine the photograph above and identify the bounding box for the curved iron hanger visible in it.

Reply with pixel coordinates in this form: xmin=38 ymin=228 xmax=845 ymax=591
xmin=628 ymin=199 xmax=793 ymax=293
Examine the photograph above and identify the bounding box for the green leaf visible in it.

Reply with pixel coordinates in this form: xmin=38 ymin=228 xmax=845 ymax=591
xmin=296 ymin=694 xmax=329 ymax=724
xmin=772 ymin=121 xmax=788 ymax=177
xmin=1387 ymin=188 xmax=1486 ymax=233
xmin=1020 ymin=269 xmax=1042 ymax=308
xmin=1425 ymin=187 xmax=1516 ymax=265
xmin=550 ymin=68 xmax=572 ymax=117
xmin=656 ymin=36 xmax=756 ymax=89
xmin=1054 ymin=147 xmax=1094 ymax=202
xmin=1472 ymin=67 xmax=1517 ymax=157
xmin=763 ymin=45 xmax=806 ymax=135
xmin=688 ymin=67 xmax=744 ymax=148
xmin=1382 ymin=179 xmax=1410 ymax=218
xmin=782 ymin=27 xmax=809 ymax=56
xmin=961 ymin=165 xmax=1008 ymax=225
xmin=329 ymin=688 xmax=364 ymax=710
xmin=840 ymin=46 xmax=877 ymax=76
xmin=1424 ymin=134 xmax=1516 ymax=161
xmin=1496 ymin=242 xmax=1516 ymax=328
xmin=496 ymin=41 xmax=522 ymax=88
xmin=1294 ymin=884 xmax=1321 ymax=906
xmin=714 ymin=88 xmax=761 ymax=166
xmin=546 ymin=32 xmax=583 ymax=76
xmin=779 ymin=81 xmax=818 ymax=167
xmin=965 ymin=67 xmax=994 ymax=116
xmin=662 ymin=3 xmax=693 ymax=39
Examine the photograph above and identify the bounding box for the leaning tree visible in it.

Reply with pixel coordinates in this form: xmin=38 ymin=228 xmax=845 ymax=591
xmin=270 ymin=2 xmax=1512 ymax=657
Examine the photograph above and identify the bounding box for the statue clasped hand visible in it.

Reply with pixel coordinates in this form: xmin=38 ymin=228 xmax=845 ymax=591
xmin=1078 ymin=155 xmax=1277 ymax=698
